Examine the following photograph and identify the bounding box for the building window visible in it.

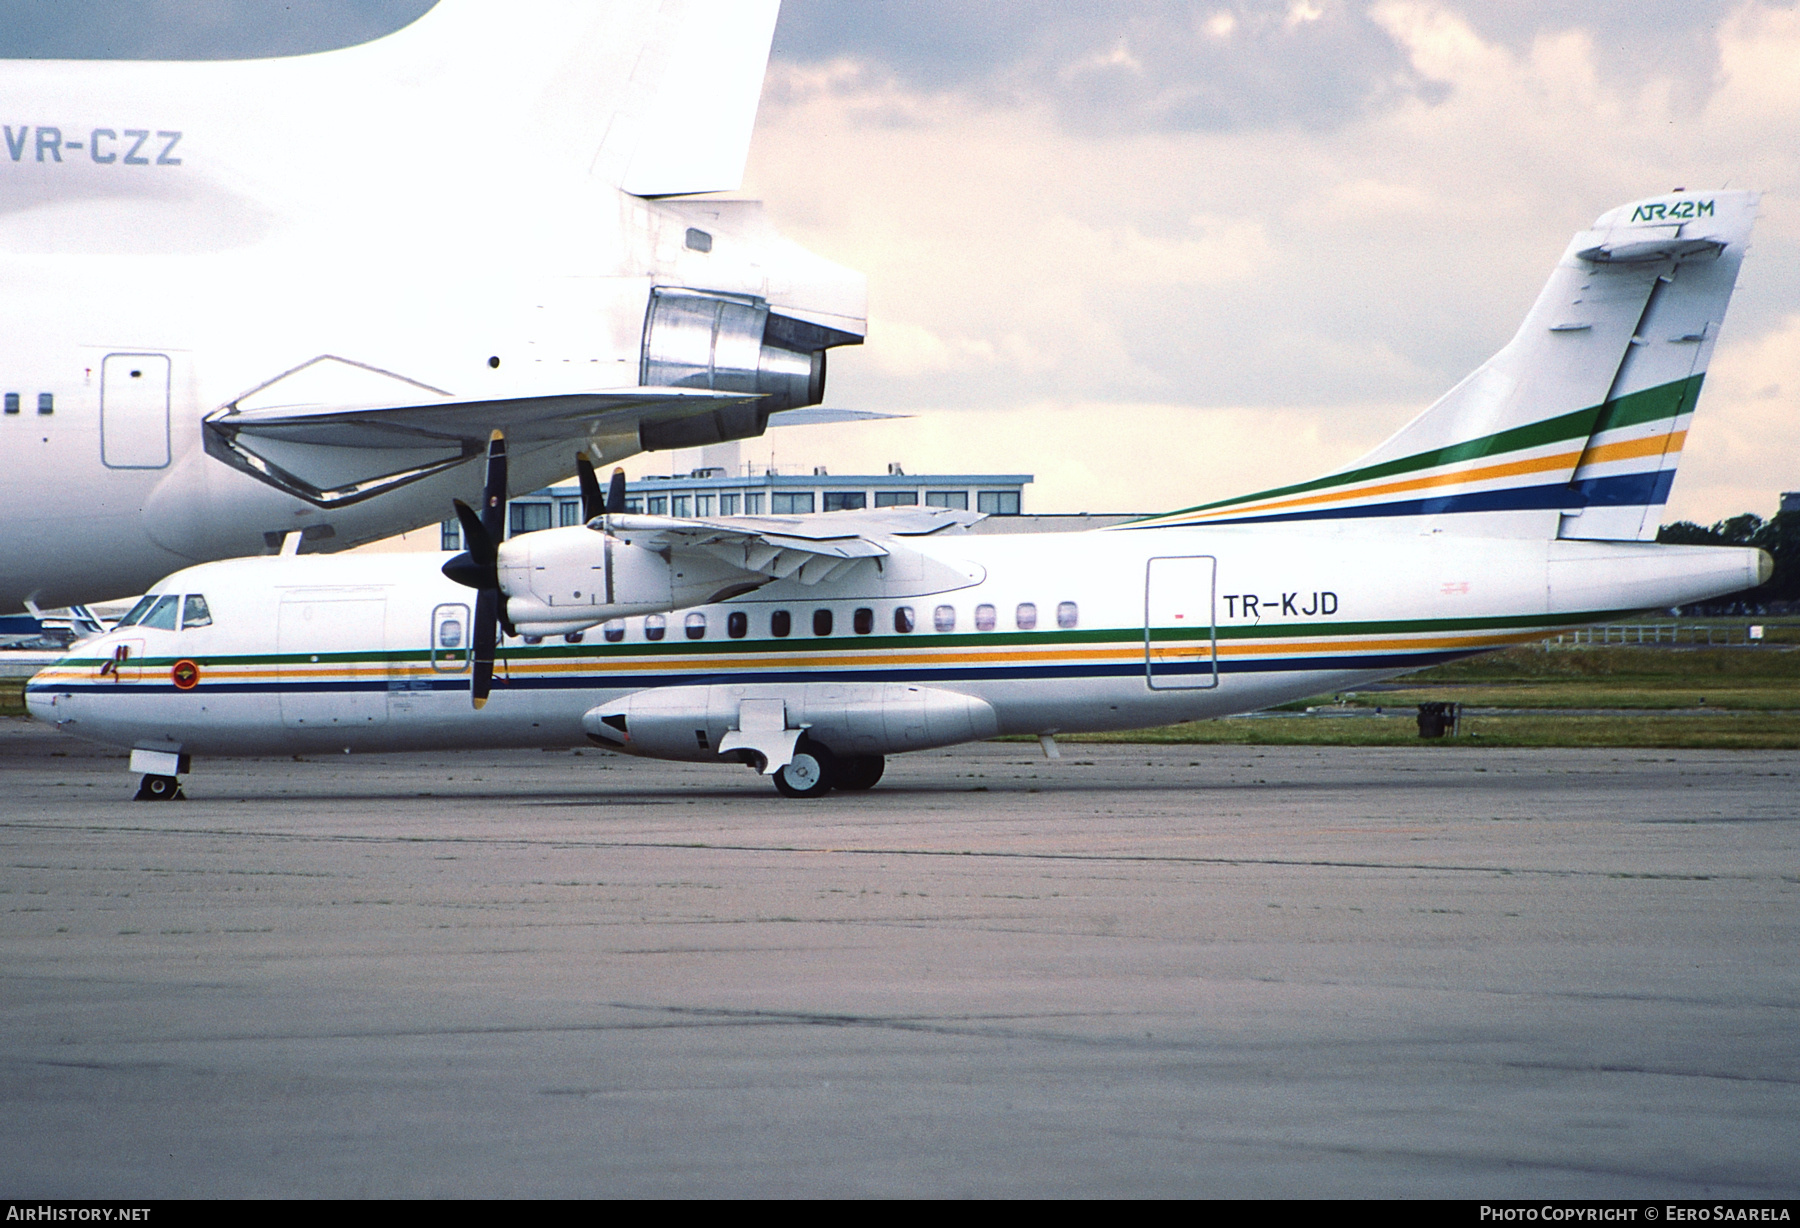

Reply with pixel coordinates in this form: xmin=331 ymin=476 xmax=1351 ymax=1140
xmin=813 ymin=609 xmax=833 ymax=636
xmin=671 ymin=495 xmax=691 ymax=518
xmin=442 ymin=519 xmax=461 ymax=551
xmin=644 ymin=614 xmax=666 ymax=641
xmin=853 ymin=607 xmax=874 ymax=635
xmin=1016 ymin=602 xmax=1038 ymax=630
xmin=744 ymin=493 xmax=764 ymax=514
xmin=770 ymin=609 xmax=791 ymax=637
xmin=37 ymin=392 xmax=52 ymax=415
xmin=647 ymin=496 xmax=667 ymax=515
xmin=2 ymin=393 xmax=16 ymax=415
xmin=894 ymin=606 xmax=915 ymax=633
xmin=558 ymin=501 xmax=582 ymax=527
xmin=602 ymin=620 xmax=625 ymax=643
xmin=978 ymin=491 xmax=1020 ymax=515
xmin=696 ymin=494 xmax=714 ymax=517
xmin=624 ymin=498 xmax=644 ymax=514
xmin=684 ymin=612 xmax=706 ymax=640
xmin=875 ymin=491 xmax=917 ymax=507
xmin=772 ymin=492 xmax=814 ymax=514
xmin=727 ymin=611 xmax=748 ymax=638
xmin=823 ymin=492 xmax=866 ymax=511
xmin=720 ymin=493 xmax=740 ymax=515
xmin=509 ymin=503 xmax=551 ymax=536
xmin=974 ymin=603 xmax=996 ymax=632
xmin=933 ymin=604 xmax=956 ymax=633
xmin=1057 ymin=601 xmax=1079 ymax=629
xmin=926 ymin=491 xmax=968 ymax=510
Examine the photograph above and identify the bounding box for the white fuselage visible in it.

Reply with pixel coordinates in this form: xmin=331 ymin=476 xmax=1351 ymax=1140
xmin=26 ymin=524 xmax=1767 ymax=764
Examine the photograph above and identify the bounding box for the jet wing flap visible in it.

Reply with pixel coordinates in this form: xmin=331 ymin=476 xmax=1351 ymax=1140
xmin=203 ymin=387 xmax=762 ymax=508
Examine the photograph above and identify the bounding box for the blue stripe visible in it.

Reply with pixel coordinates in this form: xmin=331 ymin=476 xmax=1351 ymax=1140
xmin=1180 ymin=471 xmax=1673 ymax=526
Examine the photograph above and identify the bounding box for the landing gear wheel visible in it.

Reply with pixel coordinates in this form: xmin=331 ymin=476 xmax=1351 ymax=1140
xmin=834 ymin=754 xmax=885 ymax=790
xmin=134 ymin=774 xmax=184 ymax=802
xmin=772 ymin=741 xmax=836 ymax=799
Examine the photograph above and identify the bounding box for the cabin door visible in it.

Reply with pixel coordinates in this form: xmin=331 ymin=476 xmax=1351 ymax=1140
xmin=100 ymin=353 xmax=171 ymax=469
xmin=277 ymin=593 xmax=389 ymax=728
xmin=1144 ymin=555 xmax=1218 ymax=689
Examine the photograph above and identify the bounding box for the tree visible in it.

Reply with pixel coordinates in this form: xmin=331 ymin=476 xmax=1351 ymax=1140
xmin=1657 ymin=510 xmax=1799 ymax=609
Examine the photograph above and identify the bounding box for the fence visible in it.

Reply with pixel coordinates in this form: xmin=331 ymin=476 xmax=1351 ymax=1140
xmin=1543 ymin=623 xmax=1765 ymax=648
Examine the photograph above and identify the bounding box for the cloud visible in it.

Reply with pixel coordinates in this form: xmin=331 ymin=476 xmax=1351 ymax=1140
xmin=751 ymin=1 xmax=1800 ymax=522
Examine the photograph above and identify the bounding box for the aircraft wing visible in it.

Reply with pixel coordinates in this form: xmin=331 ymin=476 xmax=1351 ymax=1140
xmin=600 ymin=506 xmax=985 ymax=585
xmin=203 ymin=384 xmax=762 ymax=508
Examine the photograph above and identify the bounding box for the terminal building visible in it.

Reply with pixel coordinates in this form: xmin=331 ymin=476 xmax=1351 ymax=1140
xmin=443 ymin=466 xmax=1036 ymax=549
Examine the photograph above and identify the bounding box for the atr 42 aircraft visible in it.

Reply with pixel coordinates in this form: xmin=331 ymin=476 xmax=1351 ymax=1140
xmin=27 ymin=192 xmax=1774 ymax=800
xmin=0 ymin=0 xmax=864 ymax=613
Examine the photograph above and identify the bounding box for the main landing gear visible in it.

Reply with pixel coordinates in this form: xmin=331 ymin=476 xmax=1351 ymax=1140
xmin=134 ymin=774 xmax=185 ymax=801
xmin=770 ymin=739 xmax=885 ymax=798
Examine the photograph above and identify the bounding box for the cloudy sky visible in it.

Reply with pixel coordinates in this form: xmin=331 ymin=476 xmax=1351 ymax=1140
xmin=4 ymin=1 xmax=1797 ymax=523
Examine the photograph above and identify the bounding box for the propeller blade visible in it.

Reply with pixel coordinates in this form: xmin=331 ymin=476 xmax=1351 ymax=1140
xmin=576 ymin=454 xmax=603 ymax=523
xmin=479 ymin=430 xmax=507 ymax=545
xmin=471 ymin=587 xmax=498 ymax=709
xmin=606 ymin=466 xmax=627 ymax=515
xmin=451 ymin=499 xmax=494 ymax=564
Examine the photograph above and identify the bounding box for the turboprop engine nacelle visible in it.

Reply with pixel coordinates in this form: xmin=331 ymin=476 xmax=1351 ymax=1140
xmin=497 ymin=524 xmax=764 ymax=637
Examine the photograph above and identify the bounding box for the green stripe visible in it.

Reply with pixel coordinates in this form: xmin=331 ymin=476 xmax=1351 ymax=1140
xmin=1141 ymin=374 xmax=1703 ymax=522
xmin=45 ymin=609 xmax=1629 ymax=672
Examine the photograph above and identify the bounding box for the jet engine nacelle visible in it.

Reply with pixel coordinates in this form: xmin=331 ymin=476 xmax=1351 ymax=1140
xmin=636 ymin=289 xmax=845 ymax=451
xmin=497 ymin=524 xmax=762 ymax=637
xmin=582 ymin=682 xmax=1001 ymax=766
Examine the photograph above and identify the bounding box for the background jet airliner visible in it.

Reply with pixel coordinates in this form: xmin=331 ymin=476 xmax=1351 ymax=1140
xmin=28 ymin=192 xmax=1772 ymax=799
xmin=0 ymin=0 xmax=864 ymax=613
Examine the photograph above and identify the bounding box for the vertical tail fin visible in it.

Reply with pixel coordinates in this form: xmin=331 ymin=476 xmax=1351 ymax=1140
xmin=1144 ymin=191 xmax=1757 ymax=538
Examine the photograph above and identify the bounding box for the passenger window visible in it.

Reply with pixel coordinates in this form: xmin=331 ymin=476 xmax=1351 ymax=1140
xmin=813 ymin=609 xmax=833 ymax=636
xmin=116 ymin=595 xmax=158 ymax=627
xmin=771 ymin=610 xmax=791 ymax=637
xmin=644 ymin=614 xmax=666 ymax=641
xmin=1016 ymin=602 xmax=1038 ymax=630
xmin=2 ymin=392 xmax=16 ymax=415
xmin=564 ymin=631 xmax=584 ymax=644
xmin=181 ymin=595 xmax=213 ymax=629
xmin=140 ymin=595 xmax=179 ymax=630
xmin=1057 ymin=601 xmax=1079 ymax=629
xmin=602 ymin=619 xmax=625 ymax=643
xmin=431 ymin=602 xmax=471 ymax=672
xmin=37 ymin=392 xmax=52 ymax=415
xmin=974 ymin=603 xmax=996 ymax=632
xmin=853 ymin=607 xmax=874 ymax=635
xmin=727 ymin=611 xmax=748 ymax=638
xmin=894 ymin=606 xmax=915 ymax=633
xmin=685 ymin=612 xmax=706 ymax=640
xmin=933 ymin=605 xmax=956 ymax=633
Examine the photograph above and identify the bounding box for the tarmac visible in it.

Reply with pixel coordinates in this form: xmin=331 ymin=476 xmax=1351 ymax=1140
xmin=1 ymin=715 xmax=1796 ymax=1197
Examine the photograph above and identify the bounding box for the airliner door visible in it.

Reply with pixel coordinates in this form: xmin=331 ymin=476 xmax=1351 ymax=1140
xmin=277 ymin=593 xmax=389 ymax=728
xmin=100 ymin=353 xmax=171 ymax=469
xmin=1145 ymin=556 xmax=1218 ymax=689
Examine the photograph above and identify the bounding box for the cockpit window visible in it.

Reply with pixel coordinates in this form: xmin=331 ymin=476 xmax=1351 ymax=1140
xmin=182 ymin=595 xmax=213 ymax=629
xmin=139 ymin=595 xmax=180 ymax=631
xmin=116 ymin=595 xmax=158 ymax=627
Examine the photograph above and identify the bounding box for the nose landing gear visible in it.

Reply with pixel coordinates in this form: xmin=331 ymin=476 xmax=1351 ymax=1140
xmin=134 ymin=774 xmax=185 ymax=801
